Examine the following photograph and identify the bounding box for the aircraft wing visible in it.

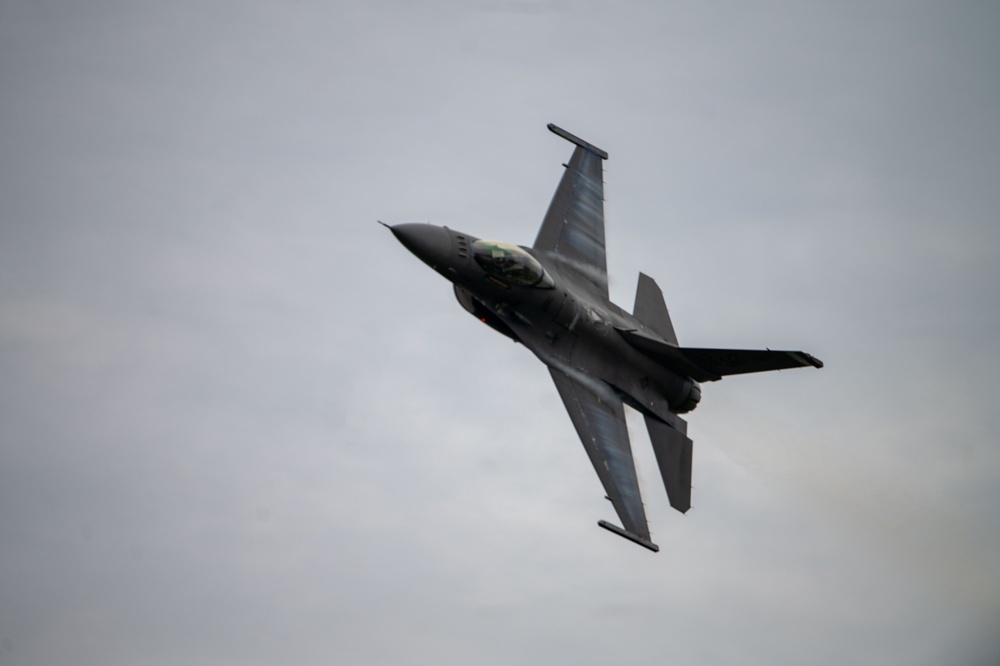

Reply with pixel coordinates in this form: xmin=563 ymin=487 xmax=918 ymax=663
xmin=548 ymin=366 xmax=658 ymax=551
xmin=533 ymin=124 xmax=609 ymax=298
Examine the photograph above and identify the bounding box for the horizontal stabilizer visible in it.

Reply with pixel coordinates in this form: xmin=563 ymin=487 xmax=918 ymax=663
xmin=616 ymin=328 xmax=823 ymax=382
xmin=675 ymin=346 xmax=823 ymax=380
xmin=597 ymin=520 xmax=659 ymax=552
xmin=616 ymin=328 xmax=721 ymax=381
xmin=645 ymin=415 xmax=693 ymax=513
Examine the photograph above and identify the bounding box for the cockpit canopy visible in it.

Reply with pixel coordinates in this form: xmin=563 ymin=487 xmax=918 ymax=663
xmin=472 ymin=240 xmax=554 ymax=288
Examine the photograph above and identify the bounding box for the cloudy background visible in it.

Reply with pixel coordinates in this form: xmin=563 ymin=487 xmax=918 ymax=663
xmin=2 ymin=1 xmax=999 ymax=664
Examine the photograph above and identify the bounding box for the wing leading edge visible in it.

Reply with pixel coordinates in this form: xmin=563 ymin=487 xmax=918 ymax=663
xmin=548 ymin=367 xmax=658 ymax=552
xmin=533 ymin=124 xmax=609 ymax=298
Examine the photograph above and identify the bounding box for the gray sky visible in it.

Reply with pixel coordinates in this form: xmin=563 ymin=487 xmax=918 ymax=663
xmin=2 ymin=1 xmax=999 ymax=664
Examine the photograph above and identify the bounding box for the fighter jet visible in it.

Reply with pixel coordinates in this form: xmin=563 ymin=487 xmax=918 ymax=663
xmin=387 ymin=124 xmax=822 ymax=552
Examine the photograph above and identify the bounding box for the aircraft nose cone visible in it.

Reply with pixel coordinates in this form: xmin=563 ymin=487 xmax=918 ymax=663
xmin=391 ymin=223 xmax=452 ymax=268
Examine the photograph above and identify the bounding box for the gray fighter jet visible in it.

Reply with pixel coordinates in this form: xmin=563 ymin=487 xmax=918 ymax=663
xmin=387 ymin=124 xmax=822 ymax=552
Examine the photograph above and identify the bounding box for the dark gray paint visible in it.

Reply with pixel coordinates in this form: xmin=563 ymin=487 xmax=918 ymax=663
xmin=389 ymin=124 xmax=822 ymax=550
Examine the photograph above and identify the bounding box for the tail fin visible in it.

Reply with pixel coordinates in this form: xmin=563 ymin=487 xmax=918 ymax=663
xmin=645 ymin=414 xmax=693 ymax=513
xmin=634 ymin=273 xmax=678 ymax=345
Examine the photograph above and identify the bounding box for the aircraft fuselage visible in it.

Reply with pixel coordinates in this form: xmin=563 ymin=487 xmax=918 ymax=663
xmin=390 ymin=222 xmax=701 ymax=427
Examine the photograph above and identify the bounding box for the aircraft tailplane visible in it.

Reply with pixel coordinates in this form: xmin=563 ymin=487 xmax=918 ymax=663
xmin=616 ymin=327 xmax=823 ymax=383
xmin=644 ymin=414 xmax=693 ymax=513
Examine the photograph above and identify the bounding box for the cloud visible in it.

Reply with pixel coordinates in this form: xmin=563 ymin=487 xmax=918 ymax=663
xmin=1 ymin=1 xmax=998 ymax=664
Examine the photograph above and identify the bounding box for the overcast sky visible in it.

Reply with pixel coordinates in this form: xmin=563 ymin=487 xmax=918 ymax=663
xmin=2 ymin=1 xmax=999 ymax=664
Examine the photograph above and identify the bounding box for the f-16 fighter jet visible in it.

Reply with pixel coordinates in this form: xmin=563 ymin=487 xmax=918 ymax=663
xmin=387 ymin=124 xmax=822 ymax=552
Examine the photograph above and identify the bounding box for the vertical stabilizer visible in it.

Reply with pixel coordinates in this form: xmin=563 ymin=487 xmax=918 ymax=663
xmin=634 ymin=273 xmax=678 ymax=345
xmin=644 ymin=415 xmax=693 ymax=513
